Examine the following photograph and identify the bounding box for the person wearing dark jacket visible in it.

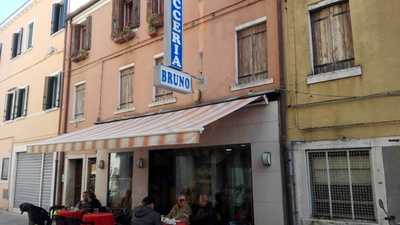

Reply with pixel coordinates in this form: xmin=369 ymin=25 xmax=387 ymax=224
xmin=190 ymin=194 xmax=217 ymax=225
xmin=132 ymin=196 xmax=162 ymax=225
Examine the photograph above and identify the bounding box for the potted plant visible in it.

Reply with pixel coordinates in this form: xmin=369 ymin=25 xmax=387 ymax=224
xmin=148 ymin=14 xmax=163 ymax=37
xmin=113 ymin=26 xmax=136 ymax=44
xmin=72 ymin=49 xmax=89 ymax=63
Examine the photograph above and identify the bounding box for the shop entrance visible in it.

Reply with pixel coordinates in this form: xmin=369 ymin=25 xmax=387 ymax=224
xmin=149 ymin=144 xmax=254 ymax=225
xmin=65 ymin=158 xmax=83 ymax=206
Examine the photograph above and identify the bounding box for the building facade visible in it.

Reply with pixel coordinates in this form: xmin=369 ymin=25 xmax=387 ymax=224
xmin=283 ymin=0 xmax=400 ymax=225
xmin=28 ymin=0 xmax=287 ymax=224
xmin=0 ymin=0 xmax=67 ymax=210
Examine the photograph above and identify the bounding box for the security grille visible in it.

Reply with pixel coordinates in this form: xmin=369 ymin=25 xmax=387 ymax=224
xmin=308 ymin=150 xmax=375 ymax=221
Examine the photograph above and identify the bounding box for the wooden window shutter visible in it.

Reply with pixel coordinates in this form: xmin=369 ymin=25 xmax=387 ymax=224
xmin=252 ymin=23 xmax=267 ymax=78
xmin=23 ymin=86 xmax=29 ymax=116
xmin=11 ymin=33 xmax=18 ymax=58
xmin=146 ymin=0 xmax=153 ymax=20
xmin=311 ymin=7 xmax=333 ymax=73
xmin=43 ymin=77 xmax=50 ymax=110
xmin=51 ymin=4 xmax=58 ymax=34
xmin=330 ymin=1 xmax=354 ymax=69
xmin=83 ymin=17 xmax=92 ymax=50
xmin=3 ymin=95 xmax=9 ymax=121
xmin=112 ymin=0 xmax=124 ymax=37
xmin=17 ymin=28 xmax=23 ymax=55
xmin=71 ymin=24 xmax=81 ymax=57
xmin=131 ymin=0 xmax=140 ymax=29
xmin=0 ymin=43 xmax=3 ymax=59
xmin=237 ymin=28 xmax=253 ymax=79
xmin=56 ymin=73 xmax=63 ymax=107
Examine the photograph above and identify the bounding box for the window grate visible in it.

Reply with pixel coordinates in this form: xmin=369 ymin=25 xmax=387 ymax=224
xmin=308 ymin=150 xmax=375 ymax=221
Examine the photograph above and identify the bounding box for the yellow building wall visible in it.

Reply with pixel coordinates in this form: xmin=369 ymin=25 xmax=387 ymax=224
xmin=284 ymin=0 xmax=400 ymax=142
xmin=0 ymin=0 xmax=64 ymax=209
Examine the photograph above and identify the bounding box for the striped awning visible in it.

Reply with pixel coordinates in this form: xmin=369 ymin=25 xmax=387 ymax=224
xmin=27 ymin=96 xmax=263 ymax=153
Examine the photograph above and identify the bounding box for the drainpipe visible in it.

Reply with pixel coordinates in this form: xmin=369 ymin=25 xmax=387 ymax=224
xmin=277 ymin=0 xmax=295 ymax=225
xmin=54 ymin=18 xmax=72 ymax=206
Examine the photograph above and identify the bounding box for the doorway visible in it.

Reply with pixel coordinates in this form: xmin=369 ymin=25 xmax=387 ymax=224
xmin=65 ymin=158 xmax=83 ymax=206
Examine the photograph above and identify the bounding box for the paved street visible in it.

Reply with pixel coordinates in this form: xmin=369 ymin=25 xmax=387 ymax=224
xmin=0 ymin=210 xmax=27 ymax=225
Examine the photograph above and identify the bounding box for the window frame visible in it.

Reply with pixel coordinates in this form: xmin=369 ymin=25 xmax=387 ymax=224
xmin=51 ymin=2 xmax=65 ymax=35
xmin=150 ymin=53 xmax=176 ymax=106
xmin=11 ymin=28 xmax=24 ymax=59
xmin=43 ymin=72 xmax=62 ymax=111
xmin=234 ymin=17 xmax=268 ymax=87
xmin=72 ymin=81 xmax=86 ymax=121
xmin=117 ymin=64 xmax=135 ymax=112
xmin=306 ymin=148 xmax=376 ymax=222
xmin=26 ymin=19 xmax=35 ymax=50
xmin=3 ymin=85 xmax=29 ymax=121
xmin=1 ymin=158 xmax=10 ymax=181
xmin=307 ymin=0 xmax=361 ymax=81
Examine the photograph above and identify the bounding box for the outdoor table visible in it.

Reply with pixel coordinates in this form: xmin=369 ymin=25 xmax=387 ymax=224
xmin=56 ymin=209 xmax=84 ymax=219
xmin=82 ymin=212 xmax=115 ymax=225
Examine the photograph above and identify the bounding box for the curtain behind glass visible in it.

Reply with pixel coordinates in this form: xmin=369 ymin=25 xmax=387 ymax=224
xmin=108 ymin=152 xmax=133 ymax=208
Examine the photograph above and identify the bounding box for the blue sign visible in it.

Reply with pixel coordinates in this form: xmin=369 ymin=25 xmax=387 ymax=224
xmin=164 ymin=0 xmax=183 ymax=70
xmin=154 ymin=65 xmax=192 ymax=94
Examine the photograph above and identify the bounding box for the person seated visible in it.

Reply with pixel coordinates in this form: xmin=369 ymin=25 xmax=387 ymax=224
xmin=190 ymin=194 xmax=217 ymax=225
xmin=88 ymin=192 xmax=102 ymax=211
xmin=76 ymin=191 xmax=102 ymax=212
xmin=76 ymin=191 xmax=90 ymax=211
xmin=132 ymin=196 xmax=162 ymax=225
xmin=166 ymin=194 xmax=191 ymax=222
xmin=120 ymin=189 xmax=132 ymax=209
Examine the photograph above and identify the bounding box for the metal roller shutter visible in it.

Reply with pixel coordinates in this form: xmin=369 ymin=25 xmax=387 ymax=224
xmin=14 ymin=153 xmax=42 ymax=207
xmin=40 ymin=153 xmax=54 ymax=210
xmin=14 ymin=152 xmax=54 ymax=210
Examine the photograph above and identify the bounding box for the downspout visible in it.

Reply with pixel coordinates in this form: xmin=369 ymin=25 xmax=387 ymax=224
xmin=277 ymin=0 xmax=295 ymax=225
xmin=54 ymin=18 xmax=72 ymax=206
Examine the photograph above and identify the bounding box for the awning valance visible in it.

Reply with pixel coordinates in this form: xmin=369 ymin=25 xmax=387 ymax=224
xmin=27 ymin=96 xmax=263 ymax=153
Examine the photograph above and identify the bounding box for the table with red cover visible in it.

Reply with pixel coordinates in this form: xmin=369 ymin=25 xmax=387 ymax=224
xmin=56 ymin=210 xmax=84 ymax=219
xmin=82 ymin=213 xmax=115 ymax=225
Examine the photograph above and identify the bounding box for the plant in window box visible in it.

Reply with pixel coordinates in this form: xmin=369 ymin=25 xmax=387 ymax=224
xmin=148 ymin=14 xmax=163 ymax=37
xmin=72 ymin=49 xmax=89 ymax=63
xmin=113 ymin=26 xmax=136 ymax=44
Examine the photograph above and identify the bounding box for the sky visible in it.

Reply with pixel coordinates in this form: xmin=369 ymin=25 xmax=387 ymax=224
xmin=0 ymin=0 xmax=29 ymax=23
xmin=0 ymin=0 xmax=90 ymax=24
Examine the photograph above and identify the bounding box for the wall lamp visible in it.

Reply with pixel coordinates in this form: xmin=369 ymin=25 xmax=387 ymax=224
xmin=98 ymin=160 xmax=105 ymax=169
xmin=262 ymin=152 xmax=272 ymax=167
xmin=137 ymin=158 xmax=145 ymax=169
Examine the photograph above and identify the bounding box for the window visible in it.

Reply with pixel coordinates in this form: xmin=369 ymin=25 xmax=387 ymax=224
xmin=3 ymin=87 xmax=29 ymax=121
xmin=310 ymin=0 xmax=354 ymax=74
xmin=73 ymin=83 xmax=85 ymax=120
xmin=43 ymin=73 xmax=62 ymax=110
xmin=1 ymin=158 xmax=9 ymax=180
xmin=51 ymin=1 xmax=67 ymax=34
xmin=147 ymin=0 xmax=164 ymax=25
xmin=0 ymin=43 xmax=3 ymax=59
xmin=11 ymin=28 xmax=24 ymax=58
xmin=237 ymin=21 xmax=267 ymax=85
xmin=27 ymin=21 xmax=34 ymax=49
xmin=118 ymin=66 xmax=134 ymax=110
xmin=108 ymin=152 xmax=133 ymax=208
xmin=71 ymin=17 xmax=92 ymax=59
xmin=308 ymin=150 xmax=375 ymax=221
xmin=149 ymin=145 xmax=254 ymax=224
xmin=112 ymin=0 xmax=140 ymax=37
xmin=154 ymin=56 xmax=173 ymax=102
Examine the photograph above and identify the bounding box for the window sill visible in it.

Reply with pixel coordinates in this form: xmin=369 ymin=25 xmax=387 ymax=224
xmin=0 ymin=179 xmax=8 ymax=184
xmin=14 ymin=116 xmax=26 ymax=122
xmin=69 ymin=118 xmax=85 ymax=124
xmin=231 ymin=78 xmax=274 ymax=91
xmin=44 ymin=108 xmax=59 ymax=113
xmin=23 ymin=47 xmax=33 ymax=55
xmin=51 ymin=28 xmax=65 ymax=37
xmin=72 ymin=50 xmax=89 ymax=63
xmin=148 ymin=97 xmax=177 ymax=108
xmin=114 ymin=107 xmax=136 ymax=115
xmin=307 ymin=66 xmax=362 ymax=84
xmin=303 ymin=218 xmax=377 ymax=225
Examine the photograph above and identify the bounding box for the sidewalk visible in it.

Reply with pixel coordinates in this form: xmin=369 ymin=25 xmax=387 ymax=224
xmin=0 ymin=210 xmax=27 ymax=225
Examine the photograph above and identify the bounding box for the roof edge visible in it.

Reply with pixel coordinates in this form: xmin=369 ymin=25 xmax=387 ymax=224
xmin=67 ymin=0 xmax=101 ymax=20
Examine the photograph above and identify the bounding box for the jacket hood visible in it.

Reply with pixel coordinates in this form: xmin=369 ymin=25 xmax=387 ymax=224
xmin=134 ymin=206 xmax=153 ymax=218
